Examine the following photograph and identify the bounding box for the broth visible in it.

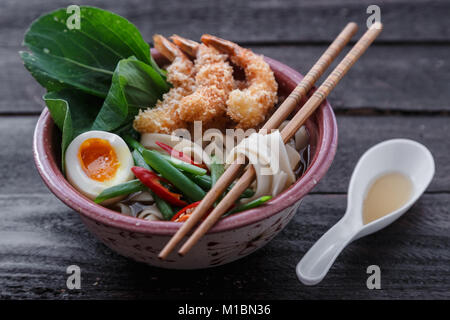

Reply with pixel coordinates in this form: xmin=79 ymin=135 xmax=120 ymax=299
xmin=363 ymin=172 xmax=413 ymax=224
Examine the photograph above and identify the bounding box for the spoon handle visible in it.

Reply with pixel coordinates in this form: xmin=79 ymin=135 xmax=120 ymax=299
xmin=296 ymin=218 xmax=356 ymax=285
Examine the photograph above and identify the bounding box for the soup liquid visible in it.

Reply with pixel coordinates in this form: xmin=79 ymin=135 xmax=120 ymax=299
xmin=363 ymin=172 xmax=413 ymax=224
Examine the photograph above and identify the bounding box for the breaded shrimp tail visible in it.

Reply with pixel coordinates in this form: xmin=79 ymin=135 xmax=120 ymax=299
xmin=201 ymin=35 xmax=278 ymax=129
xmin=171 ymin=35 xmax=234 ymax=123
xmin=133 ymin=35 xmax=195 ymax=134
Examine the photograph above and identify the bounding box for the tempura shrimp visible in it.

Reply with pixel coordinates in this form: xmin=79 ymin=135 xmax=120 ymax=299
xmin=133 ymin=35 xmax=196 ymax=134
xmin=171 ymin=35 xmax=234 ymax=123
xmin=201 ymin=34 xmax=278 ymax=129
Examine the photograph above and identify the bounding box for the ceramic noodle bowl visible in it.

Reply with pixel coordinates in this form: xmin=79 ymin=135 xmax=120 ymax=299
xmin=33 ymin=51 xmax=338 ymax=269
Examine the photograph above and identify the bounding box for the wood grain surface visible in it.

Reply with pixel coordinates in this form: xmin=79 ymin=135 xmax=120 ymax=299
xmin=0 ymin=0 xmax=449 ymax=299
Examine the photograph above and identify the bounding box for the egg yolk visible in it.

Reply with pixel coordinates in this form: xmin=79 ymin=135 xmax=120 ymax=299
xmin=78 ymin=138 xmax=120 ymax=182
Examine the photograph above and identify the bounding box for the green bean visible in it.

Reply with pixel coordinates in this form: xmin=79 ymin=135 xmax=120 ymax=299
xmin=223 ymin=196 xmax=272 ymax=217
xmin=154 ymin=196 xmax=175 ymax=220
xmin=184 ymin=173 xmax=255 ymax=199
xmin=210 ymin=155 xmax=224 ymax=187
xmin=236 ymin=184 xmax=255 ymax=199
xmin=128 ymin=136 xmax=206 ymax=176
xmin=94 ymin=179 xmax=145 ymax=204
xmin=124 ymin=135 xmax=146 ymax=154
xmin=132 ymin=149 xmax=174 ymax=220
xmin=210 ymin=155 xmax=225 ymax=204
xmin=185 ymin=173 xmax=212 ymax=190
xmin=158 ymin=153 xmax=207 ymax=176
xmin=141 ymin=148 xmax=206 ymax=201
xmin=132 ymin=149 xmax=152 ymax=171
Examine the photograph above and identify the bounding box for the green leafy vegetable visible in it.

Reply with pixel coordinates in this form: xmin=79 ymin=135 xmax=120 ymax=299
xmin=149 ymin=54 xmax=168 ymax=81
xmin=92 ymin=57 xmax=169 ymax=132
xmin=20 ymin=6 xmax=154 ymax=97
xmin=43 ymin=89 xmax=103 ymax=171
xmin=20 ymin=6 xmax=171 ymax=173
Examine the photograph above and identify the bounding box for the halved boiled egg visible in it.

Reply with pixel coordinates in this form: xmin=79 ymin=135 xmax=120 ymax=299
xmin=65 ymin=131 xmax=134 ymax=202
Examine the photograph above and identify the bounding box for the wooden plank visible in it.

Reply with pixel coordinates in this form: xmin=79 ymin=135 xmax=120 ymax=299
xmin=0 ymin=117 xmax=44 ymax=195
xmin=0 ymin=48 xmax=46 ymax=114
xmin=1 ymin=0 xmax=448 ymax=302
xmin=314 ymin=115 xmax=450 ymax=193
xmin=257 ymin=44 xmax=450 ymax=112
xmin=2 ymin=116 xmax=447 ymax=196
xmin=1 ymin=193 xmax=448 ymax=299
xmin=4 ymin=44 xmax=450 ymax=113
xmin=2 ymin=0 xmax=450 ymax=48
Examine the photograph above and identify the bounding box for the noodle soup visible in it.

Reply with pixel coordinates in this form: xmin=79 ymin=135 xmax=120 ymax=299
xmin=112 ymin=124 xmax=311 ymax=221
xmin=25 ymin=22 xmax=314 ymax=225
xmin=32 ymin=26 xmax=338 ymax=267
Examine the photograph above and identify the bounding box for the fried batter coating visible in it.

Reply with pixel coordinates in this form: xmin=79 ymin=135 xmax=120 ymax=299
xmin=201 ymin=34 xmax=278 ymax=129
xmin=133 ymin=35 xmax=195 ymax=134
xmin=171 ymin=35 xmax=234 ymax=123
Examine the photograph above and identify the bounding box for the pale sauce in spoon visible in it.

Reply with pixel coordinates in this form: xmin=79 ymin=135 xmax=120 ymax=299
xmin=363 ymin=172 xmax=413 ymax=224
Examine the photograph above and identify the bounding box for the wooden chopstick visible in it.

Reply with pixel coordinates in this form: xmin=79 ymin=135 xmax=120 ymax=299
xmin=178 ymin=22 xmax=383 ymax=256
xmin=158 ymin=22 xmax=359 ymax=260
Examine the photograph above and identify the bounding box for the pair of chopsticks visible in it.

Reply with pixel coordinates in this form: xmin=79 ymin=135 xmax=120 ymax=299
xmin=159 ymin=22 xmax=383 ymax=259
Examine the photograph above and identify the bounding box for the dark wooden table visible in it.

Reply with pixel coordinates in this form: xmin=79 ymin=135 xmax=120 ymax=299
xmin=1 ymin=0 xmax=449 ymax=299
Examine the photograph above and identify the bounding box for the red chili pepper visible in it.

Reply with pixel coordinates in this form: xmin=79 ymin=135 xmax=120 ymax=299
xmin=171 ymin=201 xmax=200 ymax=222
xmin=171 ymin=201 xmax=213 ymax=222
xmin=155 ymin=141 xmax=207 ymax=169
xmin=131 ymin=166 xmax=187 ymax=207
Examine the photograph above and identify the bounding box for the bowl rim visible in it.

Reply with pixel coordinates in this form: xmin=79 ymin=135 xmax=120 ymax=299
xmin=33 ymin=54 xmax=338 ymax=236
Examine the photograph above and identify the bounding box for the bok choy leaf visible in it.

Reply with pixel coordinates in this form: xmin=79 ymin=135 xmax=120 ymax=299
xmin=20 ymin=6 xmax=155 ymax=97
xmin=92 ymin=57 xmax=170 ymax=132
xmin=44 ymin=89 xmax=103 ymax=171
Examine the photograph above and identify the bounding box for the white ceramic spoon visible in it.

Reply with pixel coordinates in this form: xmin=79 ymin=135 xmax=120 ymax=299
xmin=296 ymin=139 xmax=435 ymax=286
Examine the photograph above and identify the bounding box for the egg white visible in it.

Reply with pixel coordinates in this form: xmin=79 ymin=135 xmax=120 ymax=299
xmin=65 ymin=131 xmax=134 ymax=202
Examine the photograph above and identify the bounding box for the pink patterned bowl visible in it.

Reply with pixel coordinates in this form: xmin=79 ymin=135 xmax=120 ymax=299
xmin=33 ymin=51 xmax=338 ymax=269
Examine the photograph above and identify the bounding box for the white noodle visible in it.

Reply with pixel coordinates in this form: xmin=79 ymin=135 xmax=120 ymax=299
xmin=295 ymin=126 xmax=309 ymax=150
xmin=137 ymin=204 xmax=164 ymax=221
xmin=285 ymin=144 xmax=301 ymax=170
xmin=278 ymin=121 xmax=309 ymax=151
xmin=225 ymin=130 xmax=299 ymax=203
xmin=128 ymin=190 xmax=154 ymax=203
xmin=116 ymin=203 xmax=132 ymax=216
